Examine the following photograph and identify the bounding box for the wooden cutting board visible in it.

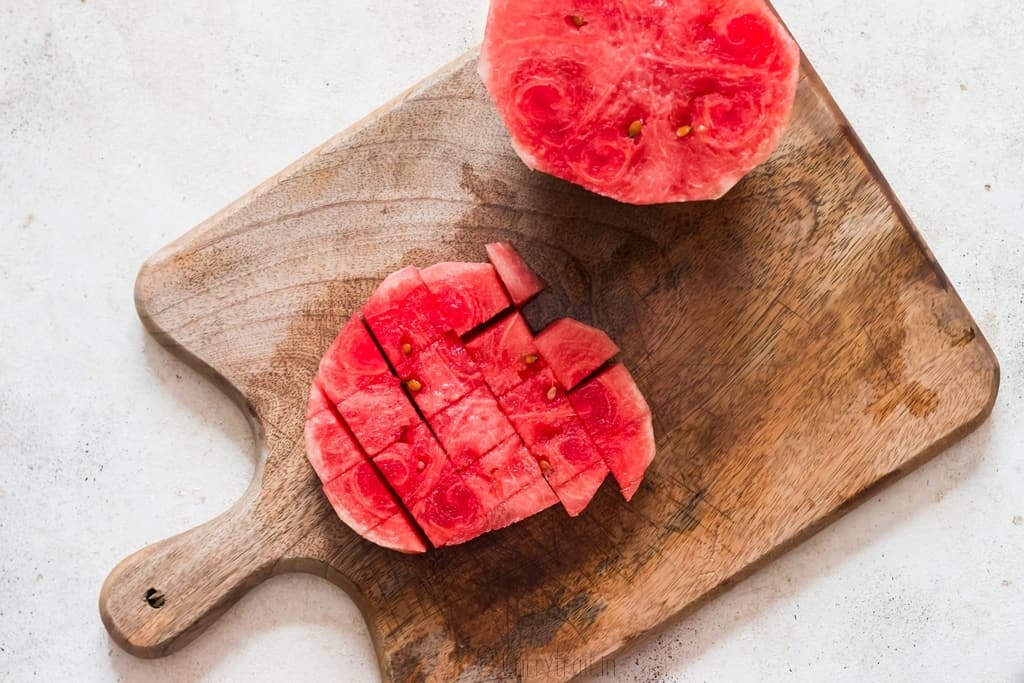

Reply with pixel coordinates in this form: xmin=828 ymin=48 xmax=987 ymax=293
xmin=100 ymin=46 xmax=998 ymax=682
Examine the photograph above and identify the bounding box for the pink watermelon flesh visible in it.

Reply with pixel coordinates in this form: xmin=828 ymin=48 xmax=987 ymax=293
xmin=322 ymin=461 xmax=426 ymax=554
xmin=410 ymin=468 xmax=491 ymax=547
xmin=430 ymin=385 xmax=516 ymax=471
xmin=394 ymin=332 xmax=483 ymax=418
xmin=336 ymin=375 xmax=421 ymax=456
xmin=556 ymin=462 xmax=610 ymax=517
xmin=465 ymin=312 xmax=546 ymax=396
xmin=462 ymin=435 xmax=560 ymax=529
xmin=305 ymin=383 xmax=366 ymax=483
xmin=479 ymin=0 xmax=800 ymax=204
xmin=498 ymin=368 xmax=609 ymax=514
xmin=421 ymin=262 xmax=510 ymax=336
xmin=371 ymin=422 xmax=449 ymax=505
xmin=534 ymin=317 xmax=620 ymax=389
xmin=362 ymin=266 xmax=448 ymax=364
xmin=569 ymin=364 xmax=655 ymax=500
xmin=489 ymin=476 xmax=560 ymax=530
xmin=316 ymin=315 xmax=392 ymax=405
xmin=485 ymin=242 xmax=545 ymax=306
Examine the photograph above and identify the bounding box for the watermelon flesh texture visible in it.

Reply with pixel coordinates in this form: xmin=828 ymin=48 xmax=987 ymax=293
xmin=421 ymin=262 xmax=510 ymax=336
xmin=485 ymin=242 xmax=545 ymax=306
xmin=394 ymin=332 xmax=483 ymax=418
xmin=306 ymin=247 xmax=654 ymax=550
xmin=534 ymin=317 xmax=620 ymax=389
xmin=498 ymin=368 xmax=609 ymax=515
xmin=569 ymin=364 xmax=655 ymax=500
xmin=466 ymin=312 xmax=546 ymax=396
xmin=479 ymin=0 xmax=800 ymax=204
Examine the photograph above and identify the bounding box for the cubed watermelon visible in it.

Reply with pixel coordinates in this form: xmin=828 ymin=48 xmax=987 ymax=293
xmin=322 ymin=461 xmax=426 ymax=553
xmin=488 ymin=476 xmax=559 ymax=530
xmin=316 ymin=315 xmax=393 ymax=405
xmin=430 ymin=385 xmax=516 ymax=470
xmin=466 ymin=312 xmax=546 ymax=396
xmin=461 ymin=434 xmax=560 ymax=529
xmin=371 ymin=422 xmax=449 ymax=505
xmin=421 ymin=262 xmax=510 ymax=336
xmin=409 ymin=468 xmax=491 ymax=547
xmin=485 ymin=242 xmax=545 ymax=306
xmin=394 ymin=332 xmax=483 ymax=417
xmin=534 ymin=317 xmax=620 ymax=389
xmin=570 ymin=364 xmax=655 ymax=501
xmin=362 ymin=266 xmax=448 ymax=365
xmin=336 ymin=375 xmax=421 ymax=456
xmin=304 ymin=383 xmax=366 ymax=483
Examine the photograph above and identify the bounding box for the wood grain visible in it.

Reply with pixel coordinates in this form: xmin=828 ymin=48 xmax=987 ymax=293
xmin=99 ymin=47 xmax=998 ymax=682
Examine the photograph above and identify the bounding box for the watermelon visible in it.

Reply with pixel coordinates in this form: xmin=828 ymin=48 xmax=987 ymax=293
xmin=478 ymin=0 xmax=800 ymax=204
xmin=534 ymin=317 xmax=620 ymax=389
xmin=485 ymin=242 xmax=545 ymax=306
xmin=306 ymin=246 xmax=654 ymax=551
xmin=466 ymin=312 xmax=546 ymax=396
xmin=394 ymin=332 xmax=483 ymax=418
xmin=569 ymin=364 xmax=655 ymax=500
xmin=421 ymin=262 xmax=510 ymax=335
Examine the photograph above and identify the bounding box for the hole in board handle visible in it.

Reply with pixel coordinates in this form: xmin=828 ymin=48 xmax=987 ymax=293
xmin=144 ymin=587 xmax=165 ymax=609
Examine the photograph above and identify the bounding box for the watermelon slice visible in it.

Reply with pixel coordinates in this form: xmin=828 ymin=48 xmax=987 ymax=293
xmin=498 ymin=368 xmax=609 ymax=515
xmin=478 ymin=0 xmax=800 ymax=204
xmin=362 ymin=266 xmax=448 ymax=364
xmin=336 ymin=375 xmax=421 ymax=456
xmin=322 ymin=461 xmax=426 ymax=554
xmin=485 ymin=242 xmax=545 ymax=306
xmin=316 ymin=315 xmax=392 ymax=405
xmin=430 ymin=385 xmax=516 ymax=471
xmin=421 ymin=262 xmax=510 ymax=336
xmin=569 ymin=364 xmax=655 ymax=500
xmin=465 ymin=312 xmax=546 ymax=396
xmin=306 ymin=246 xmax=655 ymax=551
xmin=534 ymin=317 xmax=620 ymax=389
xmin=304 ymin=383 xmax=365 ymax=483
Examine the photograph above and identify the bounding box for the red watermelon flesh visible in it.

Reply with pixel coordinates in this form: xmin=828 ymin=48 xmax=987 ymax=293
xmin=394 ymin=332 xmax=483 ymax=418
xmin=569 ymin=363 xmax=655 ymax=500
xmin=322 ymin=461 xmax=426 ymax=553
xmin=498 ymin=368 xmax=609 ymax=515
xmin=362 ymin=266 xmax=448 ymax=364
xmin=316 ymin=315 xmax=392 ymax=405
xmin=304 ymin=383 xmax=365 ymax=483
xmin=465 ymin=312 xmax=546 ymax=396
xmin=306 ymin=246 xmax=654 ymax=551
xmin=336 ymin=375 xmax=421 ymax=456
xmin=485 ymin=242 xmax=545 ymax=306
xmin=430 ymin=385 xmax=516 ymax=471
xmin=478 ymin=0 xmax=800 ymax=204
xmin=421 ymin=262 xmax=510 ymax=336
xmin=534 ymin=317 xmax=620 ymax=389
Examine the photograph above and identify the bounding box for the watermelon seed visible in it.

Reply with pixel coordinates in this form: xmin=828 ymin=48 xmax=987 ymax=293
xmin=676 ymin=125 xmax=692 ymax=138
xmin=401 ymin=342 xmax=413 ymax=355
xmin=695 ymin=124 xmax=708 ymax=133
xmin=144 ymin=587 xmax=165 ymax=609
xmin=538 ymin=459 xmax=553 ymax=474
xmin=406 ymin=378 xmax=423 ymax=392
xmin=524 ymin=353 xmax=539 ymax=365
xmin=567 ymin=14 xmax=587 ymax=28
xmin=627 ymin=119 xmax=643 ymax=138
xmin=416 ymin=459 xmax=426 ymax=471
xmin=546 ymin=386 xmax=558 ymax=400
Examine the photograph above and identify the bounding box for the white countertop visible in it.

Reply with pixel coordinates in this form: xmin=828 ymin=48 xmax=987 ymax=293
xmin=1 ymin=1 xmax=1022 ymax=681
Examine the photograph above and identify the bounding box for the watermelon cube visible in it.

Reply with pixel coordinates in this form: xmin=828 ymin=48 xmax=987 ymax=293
xmin=498 ymin=368 xmax=608 ymax=516
xmin=465 ymin=312 xmax=546 ymax=396
xmin=409 ymin=467 xmax=491 ymax=547
xmin=421 ymin=262 xmax=510 ymax=336
xmin=371 ymin=422 xmax=449 ymax=505
xmin=461 ymin=434 xmax=559 ymax=529
xmin=430 ymin=385 xmax=515 ymax=470
xmin=316 ymin=315 xmax=393 ymax=405
xmin=336 ymin=375 xmax=420 ymax=456
xmin=570 ymin=364 xmax=655 ymax=501
xmin=488 ymin=476 xmax=559 ymax=530
xmin=394 ymin=332 xmax=483 ymax=417
xmin=322 ymin=461 xmax=426 ymax=553
xmin=485 ymin=242 xmax=545 ymax=306
xmin=362 ymin=266 xmax=448 ymax=365
xmin=304 ymin=383 xmax=366 ymax=483
xmin=534 ymin=317 xmax=619 ymax=390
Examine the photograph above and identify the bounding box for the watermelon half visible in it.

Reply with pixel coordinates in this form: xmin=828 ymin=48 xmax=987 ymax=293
xmin=305 ymin=244 xmax=655 ymax=551
xmin=479 ymin=0 xmax=800 ymax=204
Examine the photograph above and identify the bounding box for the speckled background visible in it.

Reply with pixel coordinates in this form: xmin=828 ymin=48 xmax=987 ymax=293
xmin=1 ymin=1 xmax=1022 ymax=681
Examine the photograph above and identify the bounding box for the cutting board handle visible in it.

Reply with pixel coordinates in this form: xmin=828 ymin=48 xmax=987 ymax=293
xmin=99 ymin=486 xmax=286 ymax=658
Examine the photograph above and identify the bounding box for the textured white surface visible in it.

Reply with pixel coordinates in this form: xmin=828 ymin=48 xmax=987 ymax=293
xmin=1 ymin=1 xmax=1022 ymax=681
